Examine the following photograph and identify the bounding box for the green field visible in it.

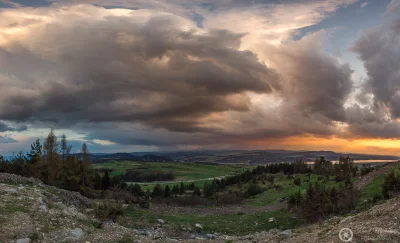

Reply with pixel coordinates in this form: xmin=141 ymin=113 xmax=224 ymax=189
xmin=93 ymin=161 xmax=252 ymax=190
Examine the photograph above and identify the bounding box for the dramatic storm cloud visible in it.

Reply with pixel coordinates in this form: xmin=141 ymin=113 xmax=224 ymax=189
xmin=0 ymin=0 xmax=399 ymax=155
xmin=0 ymin=5 xmax=279 ymax=133
xmin=348 ymin=0 xmax=400 ymax=139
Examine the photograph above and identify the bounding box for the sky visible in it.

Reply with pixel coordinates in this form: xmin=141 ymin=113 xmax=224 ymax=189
xmin=0 ymin=0 xmax=400 ymax=156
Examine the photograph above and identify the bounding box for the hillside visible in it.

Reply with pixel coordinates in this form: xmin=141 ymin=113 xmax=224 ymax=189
xmin=1 ymin=171 xmax=400 ymax=242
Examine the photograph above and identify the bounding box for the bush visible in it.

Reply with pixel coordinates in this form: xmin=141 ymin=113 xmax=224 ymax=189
xmin=382 ymin=170 xmax=400 ymax=199
xmin=274 ymin=185 xmax=283 ymax=192
xmin=267 ymin=175 xmax=275 ymax=183
xmin=287 ymin=191 xmax=303 ymax=208
xmin=192 ymin=187 xmax=201 ymax=197
xmin=247 ymin=184 xmax=264 ymax=197
xmin=361 ymin=165 xmax=374 ymax=176
xmin=94 ymin=202 xmax=124 ymax=223
xmin=152 ymin=184 xmax=164 ymax=198
xmin=293 ymin=178 xmax=301 ymax=186
xmin=288 ymin=183 xmax=356 ymax=223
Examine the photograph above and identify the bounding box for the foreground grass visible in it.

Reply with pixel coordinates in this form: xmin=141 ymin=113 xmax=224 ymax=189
xmin=120 ymin=207 xmax=298 ymax=236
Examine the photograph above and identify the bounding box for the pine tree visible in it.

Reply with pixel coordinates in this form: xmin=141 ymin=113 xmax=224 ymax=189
xmin=192 ymin=187 xmax=201 ymax=196
xmin=164 ymin=185 xmax=171 ymax=197
xmin=27 ymin=139 xmax=42 ymax=164
xmin=152 ymin=183 xmax=163 ymax=197
xmin=180 ymin=181 xmax=185 ymax=194
xmin=60 ymin=134 xmax=71 ymax=162
xmin=43 ymin=129 xmax=60 ymax=185
xmin=102 ymin=170 xmax=110 ymax=190
xmin=172 ymin=184 xmax=180 ymax=195
xmin=80 ymin=142 xmax=91 ymax=186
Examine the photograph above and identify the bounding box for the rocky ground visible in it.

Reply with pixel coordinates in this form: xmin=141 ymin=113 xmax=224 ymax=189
xmin=1 ymin=172 xmax=400 ymax=242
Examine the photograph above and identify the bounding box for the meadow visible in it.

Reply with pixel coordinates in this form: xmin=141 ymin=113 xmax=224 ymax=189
xmin=93 ymin=161 xmax=252 ymax=190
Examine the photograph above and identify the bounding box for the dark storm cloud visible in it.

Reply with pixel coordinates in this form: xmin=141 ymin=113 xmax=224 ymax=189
xmin=280 ymin=34 xmax=353 ymax=122
xmin=344 ymin=105 xmax=400 ymax=139
xmin=1 ymin=2 xmax=390 ymax=150
xmin=352 ymin=16 xmax=400 ymax=118
xmin=0 ymin=7 xmax=279 ymax=133
xmin=0 ymin=121 xmax=27 ymax=132
xmin=347 ymin=1 xmax=400 ymax=139
xmin=264 ymin=31 xmax=353 ymax=125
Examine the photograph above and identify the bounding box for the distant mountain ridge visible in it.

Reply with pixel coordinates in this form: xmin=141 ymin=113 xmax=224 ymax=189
xmin=81 ymin=150 xmax=399 ymax=164
xmin=86 ymin=153 xmax=173 ymax=163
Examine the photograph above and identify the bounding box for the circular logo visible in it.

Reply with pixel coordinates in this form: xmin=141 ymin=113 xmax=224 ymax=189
xmin=339 ymin=228 xmax=353 ymax=242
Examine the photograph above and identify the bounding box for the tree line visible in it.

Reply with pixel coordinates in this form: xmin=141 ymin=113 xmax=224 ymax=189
xmin=0 ymin=130 xmax=122 ymax=193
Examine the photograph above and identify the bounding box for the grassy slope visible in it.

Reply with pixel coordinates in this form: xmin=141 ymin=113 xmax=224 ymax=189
xmin=356 ymin=163 xmax=400 ymax=210
xmin=246 ymin=174 xmax=341 ymax=206
xmin=120 ymin=207 xmax=298 ymax=236
xmin=356 ymin=174 xmax=385 ymax=210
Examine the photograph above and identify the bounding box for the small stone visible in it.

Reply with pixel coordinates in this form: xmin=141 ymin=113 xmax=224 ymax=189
xmin=16 ymin=238 xmax=31 ymax=243
xmin=157 ymin=219 xmax=165 ymax=224
xmin=280 ymin=229 xmax=292 ymax=237
xmin=195 ymin=223 xmax=203 ymax=229
xmin=39 ymin=204 xmax=47 ymax=212
xmin=145 ymin=230 xmax=153 ymax=238
xmin=206 ymin=233 xmax=215 ymax=239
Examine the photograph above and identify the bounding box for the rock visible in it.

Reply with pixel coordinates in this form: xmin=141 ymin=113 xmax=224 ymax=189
xmin=268 ymin=217 xmax=275 ymax=222
xmin=195 ymin=223 xmax=203 ymax=229
xmin=16 ymin=238 xmax=31 ymax=243
xmin=145 ymin=230 xmax=153 ymax=238
xmin=39 ymin=204 xmax=47 ymax=212
xmin=279 ymin=229 xmax=292 ymax=237
xmin=69 ymin=228 xmax=85 ymax=240
xmin=4 ymin=188 xmax=17 ymax=193
xmin=206 ymin=233 xmax=215 ymax=239
xmin=157 ymin=219 xmax=165 ymax=224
